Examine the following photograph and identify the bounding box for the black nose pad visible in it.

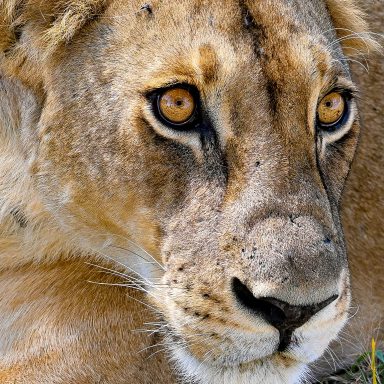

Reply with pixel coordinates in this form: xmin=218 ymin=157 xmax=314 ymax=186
xmin=232 ymin=278 xmax=338 ymax=351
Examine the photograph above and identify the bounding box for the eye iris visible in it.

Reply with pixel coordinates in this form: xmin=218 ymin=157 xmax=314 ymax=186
xmin=159 ymin=88 xmax=195 ymax=124
xmin=318 ymin=92 xmax=345 ymax=126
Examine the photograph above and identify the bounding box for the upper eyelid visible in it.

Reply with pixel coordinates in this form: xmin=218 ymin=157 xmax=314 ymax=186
xmin=325 ymin=87 xmax=358 ymax=101
xmin=142 ymin=80 xmax=199 ymax=97
xmin=144 ymin=81 xmax=179 ymax=96
xmin=144 ymin=83 xmax=201 ymax=104
xmin=319 ymin=76 xmax=359 ymax=101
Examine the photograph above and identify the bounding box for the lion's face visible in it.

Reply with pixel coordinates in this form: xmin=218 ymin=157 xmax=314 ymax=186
xmin=24 ymin=0 xmax=360 ymax=382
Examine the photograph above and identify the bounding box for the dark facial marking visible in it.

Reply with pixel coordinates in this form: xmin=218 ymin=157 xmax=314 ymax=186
xmin=139 ymin=3 xmax=153 ymax=15
xmin=266 ymin=78 xmax=279 ymax=116
xmin=238 ymin=0 xmax=267 ymax=57
xmin=4 ymin=24 xmax=23 ymax=56
xmin=10 ymin=208 xmax=28 ymax=228
xmin=199 ymin=121 xmax=228 ymax=184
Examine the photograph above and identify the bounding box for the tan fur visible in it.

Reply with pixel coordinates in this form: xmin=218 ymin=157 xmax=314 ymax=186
xmin=324 ymin=0 xmax=380 ymax=55
xmin=0 ymin=261 xmax=174 ymax=383
xmin=0 ymin=1 xmax=382 ymax=383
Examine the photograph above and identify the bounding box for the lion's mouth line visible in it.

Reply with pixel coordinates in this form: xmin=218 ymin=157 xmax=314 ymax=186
xmin=161 ymin=324 xmax=308 ymax=369
xmin=168 ymin=336 xmax=305 ymax=370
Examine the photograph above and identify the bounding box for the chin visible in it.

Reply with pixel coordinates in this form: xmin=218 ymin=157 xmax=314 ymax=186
xmin=170 ymin=347 xmax=308 ymax=384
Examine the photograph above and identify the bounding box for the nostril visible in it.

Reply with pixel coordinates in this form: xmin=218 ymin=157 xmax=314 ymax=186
xmin=232 ymin=277 xmax=287 ymax=327
xmin=232 ymin=278 xmax=339 ymax=351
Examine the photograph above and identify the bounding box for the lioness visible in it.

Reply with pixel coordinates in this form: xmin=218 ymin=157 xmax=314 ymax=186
xmin=0 ymin=0 xmax=382 ymax=383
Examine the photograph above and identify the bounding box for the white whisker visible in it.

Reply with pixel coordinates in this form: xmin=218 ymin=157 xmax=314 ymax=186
xmin=95 ymin=249 xmax=158 ymax=287
xmin=105 ymin=234 xmax=166 ymax=271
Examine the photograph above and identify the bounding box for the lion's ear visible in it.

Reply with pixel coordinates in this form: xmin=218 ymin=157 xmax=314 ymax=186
xmin=0 ymin=1 xmax=106 ymax=87
xmin=325 ymin=0 xmax=381 ymax=56
xmin=1 ymin=1 xmax=106 ymax=52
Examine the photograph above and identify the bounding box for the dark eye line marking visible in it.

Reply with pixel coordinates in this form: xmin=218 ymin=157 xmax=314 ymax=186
xmin=146 ymin=82 xmax=198 ymax=100
xmin=142 ymin=80 xmax=195 ymax=98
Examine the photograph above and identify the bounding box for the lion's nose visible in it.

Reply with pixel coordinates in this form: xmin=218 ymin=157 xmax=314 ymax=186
xmin=232 ymin=277 xmax=338 ymax=351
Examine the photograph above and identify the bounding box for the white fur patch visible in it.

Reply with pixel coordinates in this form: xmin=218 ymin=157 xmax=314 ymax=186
xmin=170 ymin=346 xmax=306 ymax=384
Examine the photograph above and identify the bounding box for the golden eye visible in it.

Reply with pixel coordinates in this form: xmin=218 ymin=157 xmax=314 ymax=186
xmin=158 ymin=88 xmax=196 ymax=125
xmin=317 ymin=92 xmax=346 ymax=127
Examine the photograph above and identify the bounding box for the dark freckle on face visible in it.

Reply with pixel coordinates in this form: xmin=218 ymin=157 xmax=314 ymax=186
xmin=202 ymin=314 xmax=210 ymax=320
xmin=164 ymin=251 xmax=171 ymax=262
xmin=178 ymin=266 xmax=184 ymax=271
xmin=324 ymin=237 xmax=332 ymax=244
xmin=194 ymin=312 xmax=201 ymax=317
xmin=139 ymin=3 xmax=152 ymax=14
xmin=255 ymin=161 xmax=261 ymax=167
xmin=243 ymin=11 xmax=255 ymax=29
xmin=172 ymin=279 xmax=178 ymax=284
xmin=222 ymin=243 xmax=231 ymax=252
xmin=202 ymin=293 xmax=210 ymax=298
xmin=151 ymin=332 xmax=162 ymax=343
xmin=184 ymin=307 xmax=190 ymax=312
xmin=10 ymin=208 xmax=28 ymax=228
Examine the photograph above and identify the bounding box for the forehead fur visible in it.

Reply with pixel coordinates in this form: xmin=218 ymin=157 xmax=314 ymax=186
xmin=0 ymin=0 xmax=377 ymax=57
